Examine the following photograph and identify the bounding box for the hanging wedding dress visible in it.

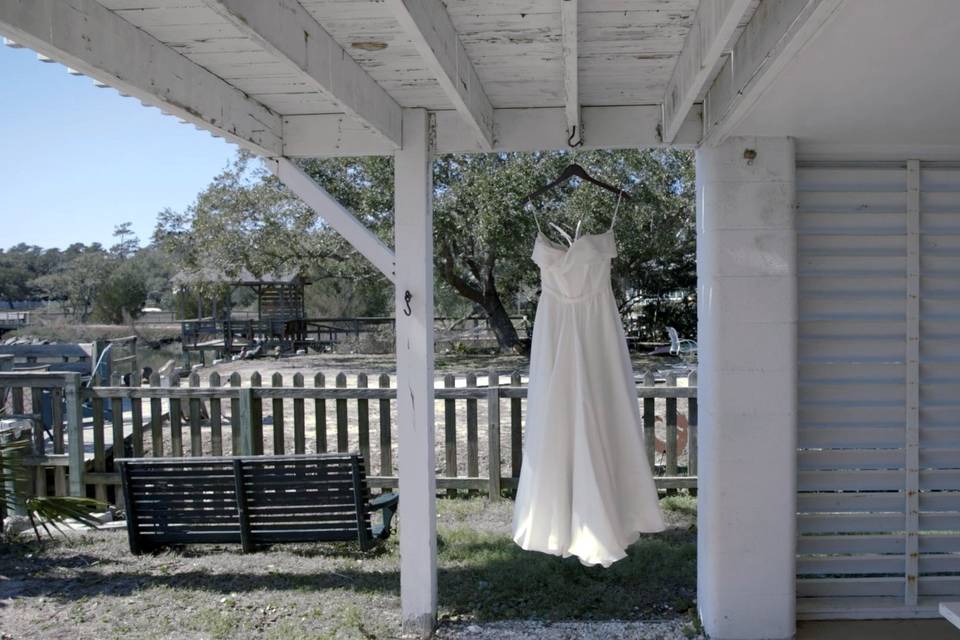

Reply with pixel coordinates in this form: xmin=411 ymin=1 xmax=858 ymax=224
xmin=512 ymin=210 xmax=664 ymax=568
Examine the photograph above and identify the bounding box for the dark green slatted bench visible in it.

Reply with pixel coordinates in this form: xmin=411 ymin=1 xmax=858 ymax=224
xmin=116 ymin=454 xmax=397 ymax=554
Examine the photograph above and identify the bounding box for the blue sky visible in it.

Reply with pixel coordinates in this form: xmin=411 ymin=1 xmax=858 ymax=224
xmin=0 ymin=44 xmax=237 ymax=250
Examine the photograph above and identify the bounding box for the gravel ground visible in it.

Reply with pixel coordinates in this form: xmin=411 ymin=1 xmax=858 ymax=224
xmin=437 ymin=619 xmax=703 ymax=639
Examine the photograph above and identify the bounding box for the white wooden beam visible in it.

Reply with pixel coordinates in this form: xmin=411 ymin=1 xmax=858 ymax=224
xmin=560 ymin=0 xmax=581 ymax=146
xmin=393 ymin=108 xmax=437 ymax=639
xmin=0 ymin=0 xmax=281 ymax=156
xmin=702 ymin=0 xmax=845 ymax=145
xmin=661 ymin=0 xmax=754 ymax=144
xmin=202 ymin=0 xmax=402 ymax=148
xmin=273 ymin=158 xmax=396 ymax=283
xmin=283 ymin=104 xmax=702 ymax=157
xmin=385 ymin=0 xmax=495 ymax=150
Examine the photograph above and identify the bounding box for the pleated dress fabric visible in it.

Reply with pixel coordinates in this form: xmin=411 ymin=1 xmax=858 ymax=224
xmin=512 ymin=228 xmax=665 ymax=567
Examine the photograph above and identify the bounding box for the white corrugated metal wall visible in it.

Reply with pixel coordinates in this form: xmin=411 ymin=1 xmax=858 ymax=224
xmin=797 ymin=161 xmax=960 ymax=619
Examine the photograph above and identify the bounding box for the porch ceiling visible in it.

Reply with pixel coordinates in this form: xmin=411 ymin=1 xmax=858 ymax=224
xmin=732 ymin=0 xmax=960 ymax=158
xmin=3 ymin=0 xmax=767 ymax=155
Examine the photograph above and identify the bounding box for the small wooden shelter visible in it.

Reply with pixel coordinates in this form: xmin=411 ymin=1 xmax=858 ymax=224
xmin=173 ymin=269 xmax=311 ymax=353
xmin=4 ymin=0 xmax=960 ymax=637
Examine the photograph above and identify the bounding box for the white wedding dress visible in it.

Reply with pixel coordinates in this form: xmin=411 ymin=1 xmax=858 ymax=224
xmin=512 ymin=217 xmax=664 ymax=567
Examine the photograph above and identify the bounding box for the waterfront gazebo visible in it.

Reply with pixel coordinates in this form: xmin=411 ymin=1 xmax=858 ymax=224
xmin=4 ymin=1 xmax=959 ymax=638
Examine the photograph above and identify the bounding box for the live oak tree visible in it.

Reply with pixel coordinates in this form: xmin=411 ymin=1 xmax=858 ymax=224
xmin=155 ymin=149 xmax=695 ymax=352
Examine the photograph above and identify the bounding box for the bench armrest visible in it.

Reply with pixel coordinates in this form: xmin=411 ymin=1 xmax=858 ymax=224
xmin=367 ymin=492 xmax=399 ymax=540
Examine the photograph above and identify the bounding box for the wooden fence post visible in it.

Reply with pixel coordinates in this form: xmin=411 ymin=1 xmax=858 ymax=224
xmin=358 ymin=373 xmax=370 ymax=464
xmin=189 ymin=372 xmax=202 ymax=456
xmin=169 ymin=374 xmax=183 ymax=457
xmin=249 ymin=372 xmax=263 ymax=455
xmin=642 ymin=370 xmax=656 ymax=470
xmin=336 ymin=372 xmax=348 ymax=452
xmin=665 ymin=372 xmax=678 ymax=477
xmin=209 ymin=372 xmax=223 ymax=456
xmin=271 ymin=372 xmax=285 ymax=455
xmin=444 ymin=374 xmax=456 ymax=497
xmin=64 ymin=372 xmax=85 ymax=497
xmin=465 ymin=373 xmax=479 ymax=484
xmin=510 ymin=371 xmax=522 ymax=480
xmin=149 ymin=372 xmax=163 ymax=456
xmin=379 ymin=374 xmax=392 ymax=476
xmin=238 ymin=387 xmax=254 ymax=457
xmin=487 ymin=370 xmax=501 ymax=500
xmin=315 ymin=373 xmax=327 ymax=453
xmin=293 ymin=373 xmax=305 ymax=454
xmin=688 ymin=370 xmax=698 ymax=484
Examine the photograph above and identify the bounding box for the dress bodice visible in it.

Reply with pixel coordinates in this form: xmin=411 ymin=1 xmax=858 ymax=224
xmin=532 ymin=230 xmax=617 ymax=304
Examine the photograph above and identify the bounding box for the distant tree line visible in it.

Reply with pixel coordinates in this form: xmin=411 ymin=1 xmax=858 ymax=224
xmin=0 ymin=224 xmax=171 ymax=323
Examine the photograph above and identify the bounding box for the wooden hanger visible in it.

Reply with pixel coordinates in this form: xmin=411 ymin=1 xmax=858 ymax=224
xmin=522 ymin=163 xmax=632 ymax=204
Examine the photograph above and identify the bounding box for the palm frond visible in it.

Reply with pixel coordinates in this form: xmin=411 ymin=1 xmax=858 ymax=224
xmin=1 ymin=433 xmax=106 ymax=540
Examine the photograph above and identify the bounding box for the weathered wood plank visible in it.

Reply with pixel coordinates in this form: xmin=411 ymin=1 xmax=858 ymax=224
xmin=293 ymin=373 xmax=305 ymax=455
xmin=130 ymin=370 xmax=144 ymax=458
xmin=249 ymin=372 xmax=263 ymax=455
xmin=357 ymin=373 xmax=370 ymax=465
xmin=230 ymin=372 xmax=241 ymax=455
xmin=466 ymin=373 xmax=479 ymax=481
xmin=444 ymin=374 xmax=457 ymax=497
xmin=51 ymin=387 xmax=67 ymax=495
xmin=189 ymin=373 xmax=203 ymax=456
xmin=665 ymin=372 xmax=678 ymax=478
xmin=315 ymin=373 xmax=327 ymax=453
xmin=379 ymin=374 xmax=392 ymax=476
xmin=149 ymin=372 xmax=163 ymax=457
xmin=643 ymin=370 xmax=656 ymax=469
xmin=169 ymin=375 xmax=183 ymax=457
xmin=510 ymin=371 xmax=522 ymax=479
xmin=487 ymin=370 xmax=501 ymax=500
xmin=209 ymin=372 xmax=223 ymax=456
xmin=92 ymin=396 xmax=108 ymax=503
xmin=271 ymin=372 xmax=285 ymax=455
xmin=336 ymin=372 xmax=348 ymax=453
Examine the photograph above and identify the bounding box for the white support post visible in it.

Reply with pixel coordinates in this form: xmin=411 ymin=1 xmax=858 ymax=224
xmin=696 ymin=137 xmax=797 ymax=640
xmin=394 ymin=108 xmax=437 ymax=638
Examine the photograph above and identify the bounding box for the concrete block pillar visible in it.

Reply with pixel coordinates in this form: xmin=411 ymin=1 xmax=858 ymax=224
xmin=696 ymin=137 xmax=798 ymax=640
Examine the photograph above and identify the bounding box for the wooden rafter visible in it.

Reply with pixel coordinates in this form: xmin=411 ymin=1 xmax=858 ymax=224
xmin=560 ymin=0 xmax=581 ymax=146
xmin=703 ymin=0 xmax=845 ymax=145
xmin=0 ymin=0 xmax=282 ymax=156
xmin=202 ymin=0 xmax=402 ymax=148
xmin=384 ymin=0 xmax=495 ymax=150
xmin=661 ymin=0 xmax=755 ymax=144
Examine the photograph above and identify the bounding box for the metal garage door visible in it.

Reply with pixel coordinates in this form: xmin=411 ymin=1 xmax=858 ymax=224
xmin=797 ymin=161 xmax=960 ymax=619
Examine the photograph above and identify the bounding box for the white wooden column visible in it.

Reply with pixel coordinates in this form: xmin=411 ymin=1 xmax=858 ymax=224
xmin=696 ymin=137 xmax=797 ymax=640
xmin=394 ymin=108 xmax=437 ymax=638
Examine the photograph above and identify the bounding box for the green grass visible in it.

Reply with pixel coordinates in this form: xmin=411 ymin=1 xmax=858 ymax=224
xmin=434 ymin=494 xmax=698 ymax=621
xmin=436 ymin=527 xmax=696 ymax=621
